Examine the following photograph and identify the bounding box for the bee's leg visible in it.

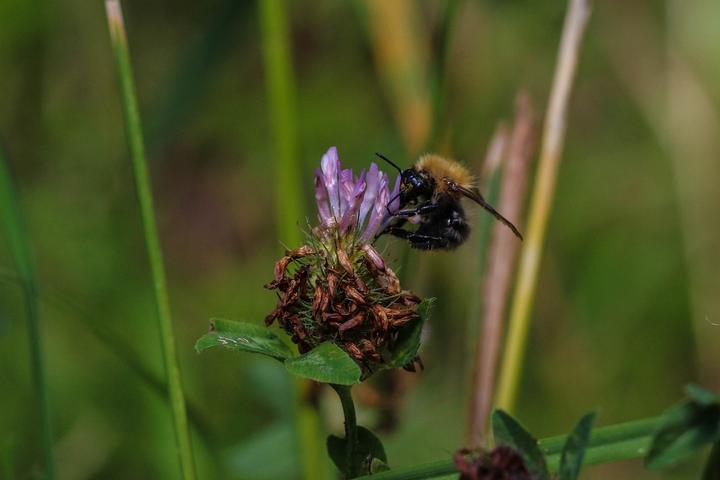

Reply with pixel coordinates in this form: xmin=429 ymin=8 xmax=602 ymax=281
xmin=375 ymin=203 xmax=441 ymax=242
xmin=410 ymin=235 xmax=449 ymax=250
xmin=382 ymin=227 xmax=446 ymax=249
xmin=388 ymin=209 xmax=419 ymax=218
xmin=380 ymin=226 xmax=413 ymax=240
xmin=388 ymin=202 xmax=439 ymax=219
xmin=373 ymin=217 xmax=407 ymax=244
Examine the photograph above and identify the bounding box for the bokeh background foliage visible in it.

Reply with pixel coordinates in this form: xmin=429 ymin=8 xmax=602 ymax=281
xmin=1 ymin=0 xmax=719 ymax=479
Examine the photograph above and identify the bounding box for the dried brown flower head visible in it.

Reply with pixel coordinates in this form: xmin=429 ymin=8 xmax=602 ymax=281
xmin=265 ymin=242 xmax=421 ymax=375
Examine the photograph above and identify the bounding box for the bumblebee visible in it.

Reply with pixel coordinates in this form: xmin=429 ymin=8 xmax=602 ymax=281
xmin=375 ymin=153 xmax=522 ymax=250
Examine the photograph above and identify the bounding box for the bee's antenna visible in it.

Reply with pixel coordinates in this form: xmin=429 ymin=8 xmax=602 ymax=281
xmin=375 ymin=152 xmax=402 ymax=173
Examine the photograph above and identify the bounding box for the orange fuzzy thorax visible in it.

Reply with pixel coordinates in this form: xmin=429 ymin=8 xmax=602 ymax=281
xmin=415 ymin=154 xmax=474 ymax=194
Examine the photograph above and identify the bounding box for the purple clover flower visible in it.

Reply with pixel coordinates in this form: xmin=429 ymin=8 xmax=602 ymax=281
xmin=264 ymin=145 xmax=425 ymax=373
xmin=314 ymin=146 xmax=400 ymax=242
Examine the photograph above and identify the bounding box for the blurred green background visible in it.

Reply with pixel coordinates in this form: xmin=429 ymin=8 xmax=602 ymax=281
xmin=1 ymin=0 xmax=719 ymax=479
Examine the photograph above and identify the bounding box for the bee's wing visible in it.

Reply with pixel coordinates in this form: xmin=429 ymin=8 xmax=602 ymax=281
xmin=443 ymin=178 xmax=523 ymax=240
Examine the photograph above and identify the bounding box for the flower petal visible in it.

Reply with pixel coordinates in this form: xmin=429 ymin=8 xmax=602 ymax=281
xmin=314 ymin=147 xmax=402 ymax=243
xmin=359 ymin=162 xmax=380 ymax=228
xmin=362 ymin=173 xmax=389 ymax=241
xmin=362 ymin=244 xmax=386 ymax=271
xmin=321 ymin=147 xmax=341 ymax=220
xmin=339 ymin=168 xmax=354 ymax=218
xmin=388 ymin=174 xmax=401 ymax=212
xmin=340 ymin=171 xmax=367 ymax=233
xmin=314 ymin=169 xmax=332 ymax=226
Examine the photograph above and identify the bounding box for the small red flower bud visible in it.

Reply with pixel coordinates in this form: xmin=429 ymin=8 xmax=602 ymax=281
xmin=453 ymin=446 xmax=531 ymax=480
xmin=362 ymin=244 xmax=386 ymax=271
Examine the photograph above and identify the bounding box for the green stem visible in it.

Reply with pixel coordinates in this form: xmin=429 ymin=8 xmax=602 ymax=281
xmin=259 ymin=0 xmax=303 ymax=246
xmin=294 ymin=379 xmax=324 ymax=480
xmin=703 ymin=442 xmax=720 ymax=479
xmin=103 ymin=2 xmax=196 ymax=479
xmin=538 ymin=416 xmax=658 ymax=455
xmin=332 ymin=385 xmax=359 ymax=478
xmin=258 ymin=2 xmax=324 ymax=479
xmin=1 ymin=434 xmax=15 ymax=480
xmin=0 ymin=147 xmax=55 ymax=479
xmin=464 ymin=162 xmax=503 ymax=377
xmin=353 ymin=415 xmax=660 ymax=480
xmin=427 ymin=0 xmax=462 ymax=150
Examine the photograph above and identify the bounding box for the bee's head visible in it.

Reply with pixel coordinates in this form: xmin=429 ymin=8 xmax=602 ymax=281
xmin=399 ymin=168 xmax=430 ymax=202
xmin=376 ymin=152 xmax=431 ymax=204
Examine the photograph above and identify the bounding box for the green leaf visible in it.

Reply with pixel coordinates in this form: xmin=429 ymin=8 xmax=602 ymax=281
xmin=686 ymin=384 xmax=719 ymax=406
xmin=558 ymin=412 xmax=596 ymax=480
xmin=386 ymin=298 xmax=434 ymax=368
xmin=284 ymin=342 xmax=362 ymax=385
xmin=195 ymin=318 xmax=292 ymax=361
xmin=702 ymin=443 xmax=720 ymax=480
xmin=325 ymin=436 xmax=345 ymax=474
xmin=645 ymin=386 xmax=720 ymax=469
xmin=327 ymin=426 xmax=387 ymax=476
xmin=492 ymin=409 xmax=549 ymax=479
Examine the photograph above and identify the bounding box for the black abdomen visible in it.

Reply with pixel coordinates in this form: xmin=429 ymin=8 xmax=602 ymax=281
xmin=412 ymin=201 xmax=470 ymax=250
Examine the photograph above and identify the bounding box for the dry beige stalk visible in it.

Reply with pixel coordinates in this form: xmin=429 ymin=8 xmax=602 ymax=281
xmin=467 ymin=93 xmax=536 ymax=447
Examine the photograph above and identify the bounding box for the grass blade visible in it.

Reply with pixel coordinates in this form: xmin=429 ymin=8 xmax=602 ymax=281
xmin=0 ymin=146 xmax=55 ymax=478
xmin=103 ymin=2 xmax=196 ymax=478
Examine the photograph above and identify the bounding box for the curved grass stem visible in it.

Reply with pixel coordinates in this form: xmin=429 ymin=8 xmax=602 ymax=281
xmin=104 ymin=2 xmax=196 ymax=478
xmin=0 ymin=147 xmax=55 ymax=479
xmin=494 ymin=0 xmax=592 ymax=413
